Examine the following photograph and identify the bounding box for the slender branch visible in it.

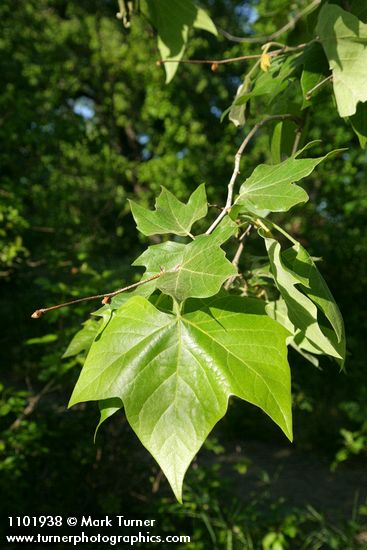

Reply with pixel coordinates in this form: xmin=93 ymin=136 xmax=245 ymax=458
xmin=291 ymin=126 xmax=303 ymax=156
xmin=224 ymin=224 xmax=252 ymax=290
xmin=305 ymin=75 xmax=332 ymax=100
xmin=9 ymin=381 xmax=56 ymax=431
xmin=31 ymin=267 xmax=177 ymax=319
xmin=158 ymin=43 xmax=308 ymax=67
xmin=232 ymin=242 xmax=245 ymax=269
xmin=239 ymin=223 xmax=253 ymax=242
xmin=224 ymin=243 xmax=244 ymax=291
xmin=268 ymin=220 xmax=299 ymax=245
xmin=216 ymin=0 xmax=321 ymax=44
xmin=206 ymin=114 xmax=295 ymax=235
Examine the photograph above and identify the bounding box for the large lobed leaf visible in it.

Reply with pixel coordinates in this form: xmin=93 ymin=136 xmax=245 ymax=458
xmin=234 ymin=149 xmax=340 ymax=214
xmin=130 ymin=184 xmax=207 ymax=237
xmin=69 ymin=295 xmax=292 ymax=501
xmin=316 ymin=4 xmax=367 ymax=117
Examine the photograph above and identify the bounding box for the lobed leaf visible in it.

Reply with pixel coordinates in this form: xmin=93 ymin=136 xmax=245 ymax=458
xmin=130 ymin=184 xmax=207 ymax=237
xmin=133 ymin=233 xmax=237 ymax=302
xmin=69 ymin=295 xmax=292 ymax=501
xmin=234 ymin=149 xmax=340 ymax=214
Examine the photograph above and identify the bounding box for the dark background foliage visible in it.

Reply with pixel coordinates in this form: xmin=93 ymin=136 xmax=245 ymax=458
xmin=1 ymin=1 xmax=366 ymax=548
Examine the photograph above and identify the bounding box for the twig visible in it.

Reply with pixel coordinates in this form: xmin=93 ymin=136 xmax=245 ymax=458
xmin=206 ymin=114 xmax=295 ymax=235
xmin=268 ymin=220 xmax=298 ymax=245
xmin=224 ymin=242 xmax=244 ymax=290
xmin=31 ymin=267 xmax=177 ymax=318
xmin=224 ymin=225 xmax=252 ymax=289
xmin=291 ymin=126 xmax=303 ymax=156
xmin=9 ymin=381 xmax=56 ymax=431
xmin=158 ymin=43 xmax=308 ymax=67
xmin=216 ymin=0 xmax=321 ymax=44
xmin=305 ymin=75 xmax=332 ymax=100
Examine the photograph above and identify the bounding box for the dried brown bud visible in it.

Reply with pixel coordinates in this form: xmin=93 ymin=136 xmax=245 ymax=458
xmin=102 ymin=296 xmax=111 ymax=305
xmin=211 ymin=62 xmax=219 ymax=72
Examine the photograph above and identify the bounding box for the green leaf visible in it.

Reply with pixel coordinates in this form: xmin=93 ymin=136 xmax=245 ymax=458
xmin=225 ymin=55 xmax=297 ymax=126
xmin=133 ymin=233 xmax=237 ymax=302
xmin=316 ymin=4 xmax=367 ymax=117
xmin=26 ymin=334 xmax=58 ymax=345
xmin=235 ymin=149 xmax=340 ymax=213
xmin=91 ymin=274 xmax=162 ymax=321
xmin=266 ymin=299 xmax=320 ymax=368
xmin=146 ymin=0 xmax=217 ymax=83
xmin=62 ymin=319 xmax=102 ymax=358
xmin=263 ymin=235 xmax=345 ymax=365
xmin=69 ymin=295 xmax=292 ymax=501
xmin=233 ymin=55 xmax=297 ymax=109
xmin=211 ymin=215 xmax=239 ymax=243
xmin=129 ymin=184 xmax=207 ymax=237
xmin=270 ymin=120 xmax=298 ymax=164
xmin=350 ymin=102 xmax=367 ymax=148
xmin=300 ymin=42 xmax=330 ymax=108
xmin=229 ymin=77 xmax=251 ymax=127
xmin=281 ymin=243 xmax=345 ymax=344
xmin=94 ymin=398 xmax=122 ymax=442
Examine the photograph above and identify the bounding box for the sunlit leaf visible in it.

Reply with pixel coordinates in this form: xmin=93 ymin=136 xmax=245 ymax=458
xmin=94 ymin=398 xmax=123 ymax=441
xmin=130 ymin=184 xmax=207 ymax=237
xmin=234 ymin=149 xmax=340 ymax=213
xmin=69 ymin=295 xmax=292 ymax=501
xmin=317 ymin=4 xmax=367 ymax=117
xmin=133 ymin=233 xmax=237 ymax=302
xmin=147 ymin=0 xmax=217 ymax=83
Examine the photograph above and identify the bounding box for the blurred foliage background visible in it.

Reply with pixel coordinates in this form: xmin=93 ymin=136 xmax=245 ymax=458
xmin=0 ymin=0 xmax=366 ymax=548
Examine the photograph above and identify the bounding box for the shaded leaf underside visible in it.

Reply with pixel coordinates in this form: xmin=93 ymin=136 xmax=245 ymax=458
xmin=263 ymin=235 xmax=345 ymax=365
